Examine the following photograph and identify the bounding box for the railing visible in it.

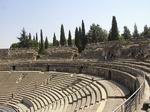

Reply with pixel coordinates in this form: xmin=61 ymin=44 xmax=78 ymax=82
xmin=112 ymin=72 xmax=145 ymax=112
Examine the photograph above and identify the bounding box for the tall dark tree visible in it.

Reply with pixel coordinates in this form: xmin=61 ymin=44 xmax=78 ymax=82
xmin=56 ymin=40 xmax=59 ymax=46
xmin=108 ymin=16 xmax=119 ymax=41
xmin=29 ymin=33 xmax=32 ymax=40
xmin=144 ymin=25 xmax=149 ymax=34
xmin=81 ymin=20 xmax=87 ymax=50
xmin=141 ymin=25 xmax=150 ymax=38
xmin=68 ymin=30 xmax=72 ymax=46
xmin=79 ymin=27 xmax=82 ymax=41
xmin=53 ymin=33 xmax=57 ymax=46
xmin=60 ymin=24 xmax=66 ymax=46
xmin=45 ymin=37 xmax=49 ymax=49
xmin=75 ymin=25 xmax=86 ymax=53
xmin=122 ymin=26 xmax=131 ymax=39
xmin=133 ymin=24 xmax=139 ymax=38
xmin=39 ymin=29 xmax=44 ymax=53
xmin=142 ymin=25 xmax=150 ymax=38
xmin=78 ymin=27 xmax=83 ymax=53
xmin=33 ymin=36 xmax=36 ymax=41
xmin=35 ymin=33 xmax=39 ymax=49
xmin=36 ymin=33 xmax=38 ymax=42
xmin=75 ymin=27 xmax=79 ymax=48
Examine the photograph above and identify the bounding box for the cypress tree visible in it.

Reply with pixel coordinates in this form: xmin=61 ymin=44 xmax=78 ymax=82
xmin=81 ymin=20 xmax=87 ymax=50
xmin=144 ymin=25 xmax=149 ymax=34
xmin=122 ymin=26 xmax=131 ymax=40
xmin=39 ymin=29 xmax=44 ymax=53
xmin=36 ymin=33 xmax=38 ymax=42
xmin=60 ymin=24 xmax=66 ymax=46
xmin=78 ymin=27 xmax=83 ymax=53
xmin=68 ymin=30 xmax=72 ymax=47
xmin=79 ymin=27 xmax=82 ymax=40
xmin=29 ymin=33 xmax=32 ymax=40
xmin=142 ymin=25 xmax=149 ymax=38
xmin=75 ymin=27 xmax=79 ymax=48
xmin=75 ymin=27 xmax=83 ymax=53
xmin=82 ymin=20 xmax=85 ymax=38
xmin=53 ymin=33 xmax=57 ymax=46
xmin=45 ymin=37 xmax=49 ymax=49
xmin=33 ymin=36 xmax=36 ymax=41
xmin=35 ymin=33 xmax=39 ymax=49
xmin=56 ymin=40 xmax=59 ymax=47
xmin=133 ymin=24 xmax=139 ymax=38
xmin=108 ymin=16 xmax=119 ymax=41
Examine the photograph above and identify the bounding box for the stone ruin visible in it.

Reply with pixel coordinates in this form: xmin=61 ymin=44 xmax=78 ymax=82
xmin=0 ymin=48 xmax=37 ymax=61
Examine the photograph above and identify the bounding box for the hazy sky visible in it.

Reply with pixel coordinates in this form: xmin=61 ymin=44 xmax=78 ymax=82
xmin=0 ymin=0 xmax=150 ymax=48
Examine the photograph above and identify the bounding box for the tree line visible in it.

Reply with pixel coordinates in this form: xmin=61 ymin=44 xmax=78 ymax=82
xmin=10 ymin=16 xmax=150 ymax=53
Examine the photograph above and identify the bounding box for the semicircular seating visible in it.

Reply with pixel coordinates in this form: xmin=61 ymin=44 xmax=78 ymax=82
xmin=0 ymin=70 xmax=132 ymax=112
xmin=0 ymin=58 xmax=149 ymax=112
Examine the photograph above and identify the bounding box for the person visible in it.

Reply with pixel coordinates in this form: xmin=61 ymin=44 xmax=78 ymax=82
xmin=11 ymin=93 xmax=14 ymax=99
xmin=47 ymin=79 xmax=49 ymax=85
xmin=104 ymin=55 xmax=107 ymax=61
xmin=92 ymin=77 xmax=94 ymax=82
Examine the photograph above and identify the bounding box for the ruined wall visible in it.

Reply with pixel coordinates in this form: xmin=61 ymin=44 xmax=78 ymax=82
xmin=40 ymin=47 xmax=78 ymax=59
xmin=0 ymin=49 xmax=37 ymax=61
xmin=0 ymin=49 xmax=9 ymax=60
xmin=8 ymin=49 xmax=37 ymax=60
xmin=80 ymin=40 xmax=150 ymax=60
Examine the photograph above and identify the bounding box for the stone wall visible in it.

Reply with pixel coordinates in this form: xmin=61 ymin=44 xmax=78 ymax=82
xmin=0 ymin=49 xmax=9 ymax=59
xmin=80 ymin=41 xmax=150 ymax=60
xmin=41 ymin=47 xmax=78 ymax=59
xmin=0 ymin=49 xmax=37 ymax=61
xmin=8 ymin=49 xmax=37 ymax=61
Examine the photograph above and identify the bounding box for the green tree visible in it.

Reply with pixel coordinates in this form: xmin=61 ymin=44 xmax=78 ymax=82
xmin=122 ymin=26 xmax=131 ymax=40
xmin=53 ymin=33 xmax=57 ymax=46
xmin=29 ymin=33 xmax=32 ymax=40
xmin=35 ymin=33 xmax=39 ymax=49
xmin=56 ymin=40 xmax=59 ymax=46
xmin=39 ymin=29 xmax=44 ymax=53
xmin=133 ymin=24 xmax=139 ymax=38
xmin=144 ymin=25 xmax=149 ymax=34
xmin=33 ymin=36 xmax=36 ymax=41
xmin=11 ymin=28 xmax=39 ymax=49
xmin=60 ymin=24 xmax=66 ymax=46
xmin=36 ymin=33 xmax=38 ymax=42
xmin=141 ymin=25 xmax=150 ymax=38
xmin=108 ymin=16 xmax=119 ymax=41
xmin=68 ymin=30 xmax=72 ymax=46
xmin=29 ymin=40 xmax=38 ymax=49
xmin=81 ymin=20 xmax=87 ymax=50
xmin=17 ymin=28 xmax=30 ymax=48
xmin=75 ymin=27 xmax=79 ymax=48
xmin=10 ymin=43 xmax=19 ymax=48
xmin=87 ymin=24 xmax=107 ymax=43
xmin=78 ymin=27 xmax=83 ymax=53
xmin=45 ymin=37 xmax=49 ymax=49
xmin=75 ymin=26 xmax=86 ymax=53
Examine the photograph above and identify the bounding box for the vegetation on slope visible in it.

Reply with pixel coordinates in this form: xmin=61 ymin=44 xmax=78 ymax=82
xmin=10 ymin=16 xmax=150 ymax=54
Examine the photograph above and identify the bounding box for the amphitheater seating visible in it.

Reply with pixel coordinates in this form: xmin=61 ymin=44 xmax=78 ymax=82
xmin=0 ymin=56 xmax=149 ymax=112
xmin=0 ymin=70 xmax=130 ymax=112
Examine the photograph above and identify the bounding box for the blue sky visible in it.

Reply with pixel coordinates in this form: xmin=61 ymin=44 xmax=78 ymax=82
xmin=0 ymin=0 xmax=150 ymax=48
